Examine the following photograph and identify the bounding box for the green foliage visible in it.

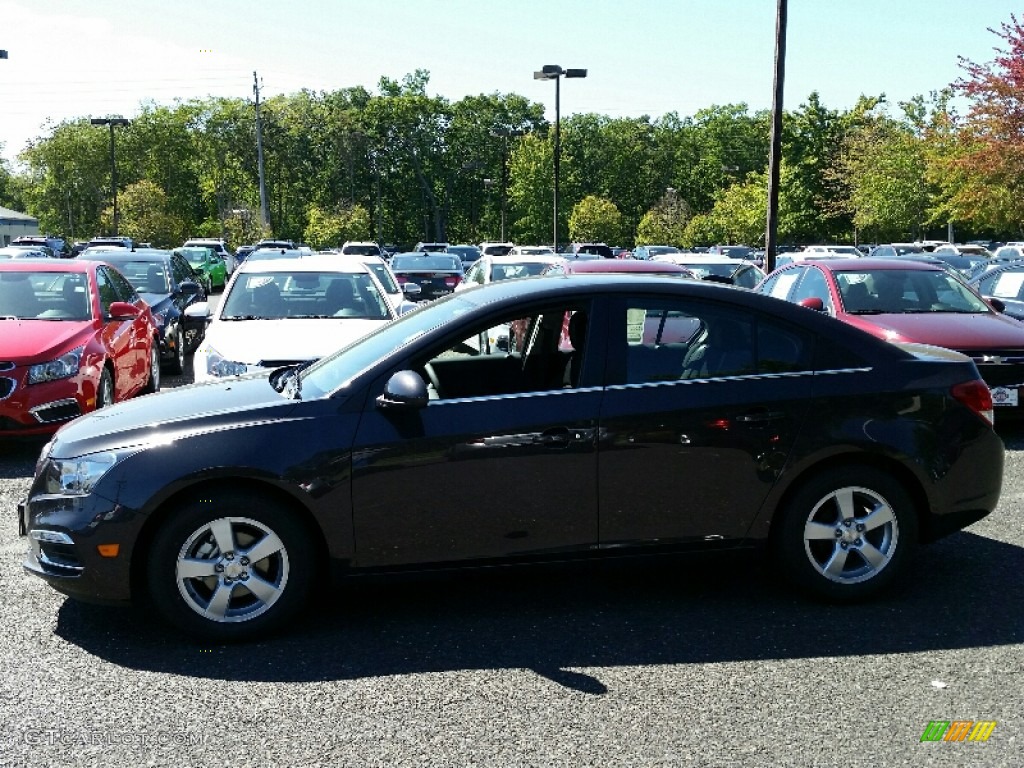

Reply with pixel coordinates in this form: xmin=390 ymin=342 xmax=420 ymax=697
xmin=636 ymin=188 xmax=692 ymax=246
xmin=569 ymin=195 xmax=623 ymax=244
xmin=303 ymin=203 xmax=371 ymax=250
xmin=106 ymin=180 xmax=186 ymax=247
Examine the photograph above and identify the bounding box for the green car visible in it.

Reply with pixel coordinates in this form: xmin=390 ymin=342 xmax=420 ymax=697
xmin=176 ymin=247 xmax=227 ymax=292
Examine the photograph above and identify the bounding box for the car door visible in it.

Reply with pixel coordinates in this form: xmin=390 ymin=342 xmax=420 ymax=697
xmin=95 ymin=267 xmax=144 ymax=395
xmin=597 ymin=295 xmax=813 ymax=546
xmin=349 ymin=299 xmax=604 ymax=567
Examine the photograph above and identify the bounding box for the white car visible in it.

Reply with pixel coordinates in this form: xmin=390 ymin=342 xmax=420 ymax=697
xmin=458 ymin=253 xmax=565 ymax=352
xmin=651 ymin=253 xmax=765 ymax=289
xmin=799 ymin=245 xmax=864 ymax=259
xmin=507 ymin=245 xmax=556 ymax=256
xmin=187 ymin=253 xmax=397 ymax=383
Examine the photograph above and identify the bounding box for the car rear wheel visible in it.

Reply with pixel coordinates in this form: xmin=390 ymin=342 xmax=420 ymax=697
xmin=773 ymin=466 xmax=918 ymax=601
xmin=146 ymin=492 xmax=314 ymax=641
xmin=142 ymin=340 xmax=161 ymax=393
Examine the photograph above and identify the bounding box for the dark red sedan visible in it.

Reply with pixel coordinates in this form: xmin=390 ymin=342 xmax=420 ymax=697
xmin=0 ymin=260 xmax=161 ymax=437
xmin=757 ymin=257 xmax=1024 ymax=413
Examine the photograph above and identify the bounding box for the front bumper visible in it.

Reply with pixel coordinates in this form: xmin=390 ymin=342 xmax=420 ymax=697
xmin=18 ymin=491 xmax=137 ymax=604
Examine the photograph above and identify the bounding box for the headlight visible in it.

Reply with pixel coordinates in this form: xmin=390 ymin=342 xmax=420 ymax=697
xmin=45 ymin=451 xmax=123 ymax=496
xmin=199 ymin=344 xmax=249 ymax=377
xmin=28 ymin=346 xmax=84 ymax=384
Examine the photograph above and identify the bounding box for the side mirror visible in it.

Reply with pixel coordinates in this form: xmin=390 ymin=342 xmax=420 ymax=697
xmin=180 ymin=280 xmax=201 ymax=296
xmin=107 ymin=301 xmax=141 ymax=320
xmin=798 ymin=297 xmax=826 ymax=312
xmin=184 ymin=302 xmax=211 ymax=321
xmin=376 ymin=370 xmax=429 ymax=410
xmin=988 ymin=297 xmax=1006 ymax=313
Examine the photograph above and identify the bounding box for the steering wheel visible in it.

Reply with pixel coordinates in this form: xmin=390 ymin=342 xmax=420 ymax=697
xmin=423 ymin=362 xmax=443 ymax=399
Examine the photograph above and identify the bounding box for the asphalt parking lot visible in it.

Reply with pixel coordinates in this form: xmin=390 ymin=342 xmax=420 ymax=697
xmin=0 ymin=364 xmax=1021 ymax=767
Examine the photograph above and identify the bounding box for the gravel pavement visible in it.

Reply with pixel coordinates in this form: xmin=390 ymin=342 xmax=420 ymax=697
xmin=0 ymin=363 xmax=1021 ymax=767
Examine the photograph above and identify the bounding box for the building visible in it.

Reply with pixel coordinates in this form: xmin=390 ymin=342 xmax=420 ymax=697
xmin=0 ymin=206 xmax=40 ymax=245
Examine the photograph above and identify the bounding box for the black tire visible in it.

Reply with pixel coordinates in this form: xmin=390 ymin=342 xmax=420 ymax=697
xmin=145 ymin=491 xmax=314 ymax=642
xmin=96 ymin=368 xmax=114 ymax=410
xmin=166 ymin=327 xmax=185 ymax=375
xmin=142 ymin=339 xmax=161 ymax=394
xmin=772 ymin=466 xmax=918 ymax=601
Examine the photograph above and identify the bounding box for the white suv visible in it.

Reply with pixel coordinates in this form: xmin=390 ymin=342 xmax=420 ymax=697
xmin=341 ymin=241 xmax=385 ymax=257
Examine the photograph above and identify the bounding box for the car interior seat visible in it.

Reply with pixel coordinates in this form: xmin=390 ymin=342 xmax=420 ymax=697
xmin=62 ymin=279 xmax=89 ymax=318
xmin=842 ymin=281 xmax=870 ymax=311
xmin=146 ymin=265 xmax=167 ymax=293
xmin=251 ymin=280 xmax=284 ymax=318
xmin=324 ymin=279 xmax=358 ymax=317
xmin=563 ymin=311 xmax=588 ymax=387
xmin=0 ymin=275 xmax=42 ymax=318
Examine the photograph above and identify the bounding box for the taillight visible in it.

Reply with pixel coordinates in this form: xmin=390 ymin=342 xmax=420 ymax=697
xmin=395 ymin=275 xmax=408 ymax=284
xmin=951 ymin=380 xmax=994 ymax=425
xmin=445 ymin=276 xmax=462 ymax=288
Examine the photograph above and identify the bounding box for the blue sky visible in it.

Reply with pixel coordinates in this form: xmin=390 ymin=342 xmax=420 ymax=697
xmin=0 ymin=0 xmax=1020 ymax=163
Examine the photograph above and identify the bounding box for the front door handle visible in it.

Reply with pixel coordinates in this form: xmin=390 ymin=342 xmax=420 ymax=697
xmin=735 ymin=410 xmax=785 ymax=424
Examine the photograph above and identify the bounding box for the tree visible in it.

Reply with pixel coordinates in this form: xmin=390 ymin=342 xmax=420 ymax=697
xmin=569 ymin=195 xmax=623 ymax=244
xmin=303 ymin=203 xmax=370 ymax=250
xmin=636 ymin=187 xmax=692 ymax=245
xmin=106 ymin=180 xmax=186 ymax=247
xmin=945 ymin=15 xmax=1024 ymax=231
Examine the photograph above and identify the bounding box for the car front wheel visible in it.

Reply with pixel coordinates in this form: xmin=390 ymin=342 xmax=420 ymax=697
xmin=145 ymin=492 xmax=314 ymax=641
xmin=142 ymin=340 xmax=161 ymax=393
xmin=773 ymin=466 xmax=918 ymax=601
xmin=166 ymin=328 xmax=184 ymax=375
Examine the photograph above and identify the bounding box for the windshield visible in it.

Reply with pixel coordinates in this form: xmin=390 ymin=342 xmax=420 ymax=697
xmin=301 ymin=294 xmax=478 ymax=397
xmin=178 ymin=248 xmax=213 ymax=266
xmin=491 ymin=262 xmax=551 ymax=280
xmin=106 ymin=260 xmax=169 ymax=293
xmin=836 ymin=269 xmax=990 ymax=314
xmin=221 ymin=272 xmax=392 ymax=320
xmin=0 ymin=271 xmax=91 ymax=320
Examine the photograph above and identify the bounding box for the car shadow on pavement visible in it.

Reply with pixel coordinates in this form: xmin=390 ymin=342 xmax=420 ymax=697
xmin=53 ymin=530 xmax=1024 ymax=692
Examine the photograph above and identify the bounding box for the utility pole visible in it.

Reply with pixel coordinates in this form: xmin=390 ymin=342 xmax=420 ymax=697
xmin=764 ymin=0 xmax=787 ymax=274
xmin=254 ymin=71 xmax=269 ymax=230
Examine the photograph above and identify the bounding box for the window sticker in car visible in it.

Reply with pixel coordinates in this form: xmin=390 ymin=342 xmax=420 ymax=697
xmin=992 ymin=271 xmax=1024 ymax=299
xmin=626 ymin=308 xmax=647 ymax=344
xmin=771 ymin=272 xmax=799 ymax=299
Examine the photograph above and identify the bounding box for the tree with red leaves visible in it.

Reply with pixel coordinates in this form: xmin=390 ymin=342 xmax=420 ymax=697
xmin=945 ymin=15 xmax=1024 ymax=231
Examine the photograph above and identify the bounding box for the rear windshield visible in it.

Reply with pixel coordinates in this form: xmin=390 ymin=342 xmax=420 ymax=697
xmin=392 ymin=255 xmax=460 ymax=271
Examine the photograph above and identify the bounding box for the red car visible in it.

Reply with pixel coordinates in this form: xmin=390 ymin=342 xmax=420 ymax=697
xmin=0 ymin=260 xmax=161 ymax=437
xmin=757 ymin=257 xmax=1024 ymax=413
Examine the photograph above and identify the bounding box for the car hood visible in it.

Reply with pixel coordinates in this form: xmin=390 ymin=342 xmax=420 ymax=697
xmin=0 ymin=319 xmax=95 ymax=361
xmin=204 ymin=317 xmax=387 ymax=363
xmin=842 ymin=311 xmax=1024 ymax=350
xmin=49 ymin=374 xmax=300 ymax=458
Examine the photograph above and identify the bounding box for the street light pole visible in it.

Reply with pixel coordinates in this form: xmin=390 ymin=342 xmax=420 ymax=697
xmin=490 ymin=128 xmax=523 ymax=243
xmin=534 ymin=65 xmax=586 ymax=252
xmin=90 ymin=117 xmax=131 ymax=236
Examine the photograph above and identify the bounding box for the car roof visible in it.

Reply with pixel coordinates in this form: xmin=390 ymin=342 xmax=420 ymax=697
xmin=562 ymin=259 xmax=691 ymax=274
xmin=0 ymin=259 xmax=95 ymax=273
xmin=486 ymin=254 xmax=563 ymax=265
xmin=235 ymin=253 xmax=372 ymax=274
xmin=794 ymin=257 xmax=944 ymax=272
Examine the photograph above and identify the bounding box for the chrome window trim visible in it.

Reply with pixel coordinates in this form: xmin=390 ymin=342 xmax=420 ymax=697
xmin=426 ymin=386 xmax=604 ymax=406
